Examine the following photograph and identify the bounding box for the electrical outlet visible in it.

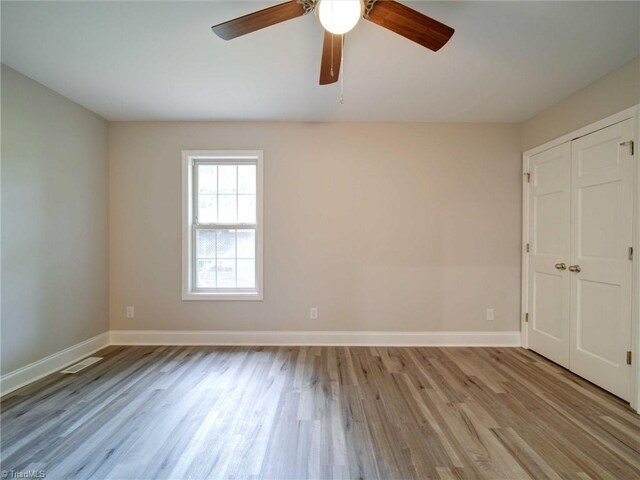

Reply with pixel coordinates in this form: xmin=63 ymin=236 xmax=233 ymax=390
xmin=486 ymin=308 xmax=494 ymax=322
xmin=126 ymin=306 xmax=135 ymax=319
xmin=310 ymin=307 xmax=318 ymax=320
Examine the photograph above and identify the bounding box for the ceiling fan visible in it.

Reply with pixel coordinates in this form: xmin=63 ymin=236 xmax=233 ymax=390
xmin=211 ymin=0 xmax=454 ymax=85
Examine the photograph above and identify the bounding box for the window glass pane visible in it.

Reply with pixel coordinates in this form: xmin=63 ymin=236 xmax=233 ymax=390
xmin=216 ymin=229 xmax=236 ymax=259
xmin=237 ymin=259 xmax=255 ymax=288
xmin=197 ymin=259 xmax=216 ymax=288
xmin=218 ymin=194 xmax=237 ymax=223
xmin=237 ymin=230 xmax=255 ymax=259
xmin=194 ymin=228 xmax=256 ymax=291
xmin=238 ymin=165 xmax=256 ymax=194
xmin=218 ymin=165 xmax=237 ymax=194
xmin=238 ymin=195 xmax=256 ymax=224
xmin=196 ymin=230 xmax=216 ymax=258
xmin=198 ymin=165 xmax=217 ymax=193
xmin=216 ymin=259 xmax=236 ymax=287
xmin=198 ymin=195 xmax=217 ymax=223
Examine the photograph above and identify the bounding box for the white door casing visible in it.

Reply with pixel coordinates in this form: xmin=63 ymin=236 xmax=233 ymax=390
xmin=527 ymin=143 xmax=572 ymax=368
xmin=569 ymin=119 xmax=634 ymax=401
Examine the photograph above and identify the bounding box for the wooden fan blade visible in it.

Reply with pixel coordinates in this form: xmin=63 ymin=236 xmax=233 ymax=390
xmin=319 ymin=30 xmax=343 ymax=85
xmin=366 ymin=0 xmax=454 ymax=51
xmin=212 ymin=1 xmax=307 ymax=40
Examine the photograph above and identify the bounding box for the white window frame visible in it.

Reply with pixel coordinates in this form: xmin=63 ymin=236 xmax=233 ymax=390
xmin=182 ymin=150 xmax=263 ymax=301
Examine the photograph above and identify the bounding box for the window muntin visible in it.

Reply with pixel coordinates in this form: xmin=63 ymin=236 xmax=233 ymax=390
xmin=183 ymin=152 xmax=262 ymax=300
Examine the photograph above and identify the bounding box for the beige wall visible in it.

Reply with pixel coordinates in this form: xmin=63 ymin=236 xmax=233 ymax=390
xmin=5 ymin=55 xmax=634 ymax=356
xmin=1 ymin=65 xmax=109 ymax=374
xmin=109 ymin=122 xmax=522 ymax=333
xmin=1 ymin=53 xmax=636 ymax=369
xmin=522 ymin=57 xmax=640 ymax=151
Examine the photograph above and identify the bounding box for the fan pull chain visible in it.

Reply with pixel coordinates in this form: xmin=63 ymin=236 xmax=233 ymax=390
xmin=339 ymin=34 xmax=345 ymax=104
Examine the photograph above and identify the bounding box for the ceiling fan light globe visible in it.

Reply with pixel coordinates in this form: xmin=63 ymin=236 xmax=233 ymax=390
xmin=317 ymin=0 xmax=363 ymax=35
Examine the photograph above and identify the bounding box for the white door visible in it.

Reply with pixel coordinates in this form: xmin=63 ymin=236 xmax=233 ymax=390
xmin=527 ymin=143 xmax=572 ymax=368
xmin=569 ymin=119 xmax=634 ymax=400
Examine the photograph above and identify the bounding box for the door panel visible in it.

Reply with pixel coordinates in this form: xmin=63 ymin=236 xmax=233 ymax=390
xmin=577 ymin=280 xmax=621 ymax=365
xmin=528 ymin=143 xmax=571 ymax=368
xmin=569 ymin=119 xmax=634 ymax=401
xmin=579 ymin=181 xmax=619 ymax=259
xmin=533 ymin=272 xmax=564 ymax=340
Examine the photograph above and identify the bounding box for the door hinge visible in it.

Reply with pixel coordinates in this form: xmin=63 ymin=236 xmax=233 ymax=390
xmin=524 ymin=172 xmax=531 ymax=183
xmin=620 ymin=140 xmax=634 ymax=156
xmin=629 ymin=246 xmax=634 ymax=261
xmin=525 ymin=313 xmax=529 ymax=323
xmin=627 ymin=351 xmax=632 ymax=365
xmin=526 ymin=243 xmax=530 ymax=253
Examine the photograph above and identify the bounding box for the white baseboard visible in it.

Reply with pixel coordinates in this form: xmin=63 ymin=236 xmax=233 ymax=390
xmin=0 ymin=332 xmax=110 ymax=396
xmin=1 ymin=330 xmax=521 ymax=396
xmin=109 ymin=330 xmax=522 ymax=347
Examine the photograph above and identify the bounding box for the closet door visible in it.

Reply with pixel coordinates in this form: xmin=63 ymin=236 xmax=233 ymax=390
xmin=569 ymin=119 xmax=634 ymax=400
xmin=527 ymin=143 xmax=571 ymax=368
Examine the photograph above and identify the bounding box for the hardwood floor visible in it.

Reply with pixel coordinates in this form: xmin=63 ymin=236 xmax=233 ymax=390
xmin=1 ymin=346 xmax=639 ymax=479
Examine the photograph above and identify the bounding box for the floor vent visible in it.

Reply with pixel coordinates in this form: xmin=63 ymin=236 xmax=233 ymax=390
xmin=60 ymin=357 xmax=103 ymax=374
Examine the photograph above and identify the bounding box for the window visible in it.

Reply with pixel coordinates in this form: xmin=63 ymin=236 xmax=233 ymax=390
xmin=182 ymin=151 xmax=263 ymax=300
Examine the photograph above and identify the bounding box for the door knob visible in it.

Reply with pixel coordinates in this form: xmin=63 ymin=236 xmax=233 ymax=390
xmin=568 ymin=265 xmax=581 ymax=273
xmin=555 ymin=263 xmax=567 ymax=270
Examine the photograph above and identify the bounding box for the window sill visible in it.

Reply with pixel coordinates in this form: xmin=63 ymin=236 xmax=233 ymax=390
xmin=182 ymin=291 xmax=263 ymax=301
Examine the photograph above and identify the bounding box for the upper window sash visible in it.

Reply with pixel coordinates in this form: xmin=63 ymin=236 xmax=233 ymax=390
xmin=192 ymin=159 xmax=258 ymax=227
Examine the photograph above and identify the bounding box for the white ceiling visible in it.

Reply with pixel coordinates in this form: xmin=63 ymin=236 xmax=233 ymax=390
xmin=2 ymin=1 xmax=638 ymax=122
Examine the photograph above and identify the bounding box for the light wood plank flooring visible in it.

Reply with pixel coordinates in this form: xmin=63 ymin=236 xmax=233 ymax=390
xmin=1 ymin=346 xmax=639 ymax=479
